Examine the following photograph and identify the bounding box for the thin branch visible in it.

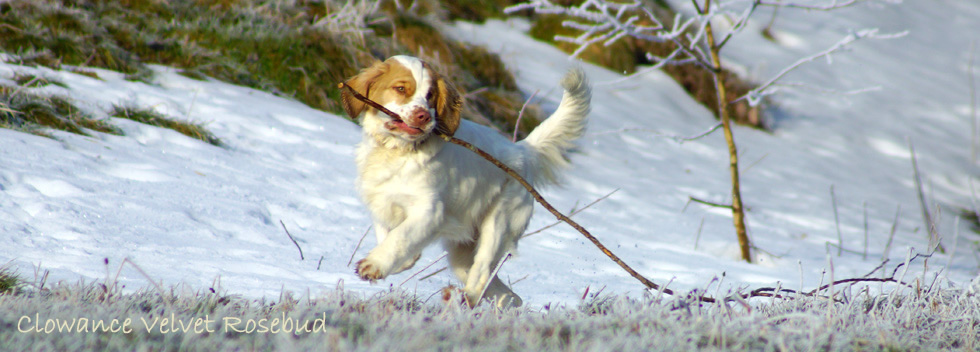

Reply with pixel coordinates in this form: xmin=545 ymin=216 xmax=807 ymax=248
xmin=347 ymin=225 xmax=372 ymax=267
xmin=739 ymin=29 xmax=908 ymax=106
xmin=523 ymin=188 xmax=619 ymax=238
xmin=399 ymin=252 xmax=448 ymax=287
xmin=418 ymin=267 xmax=447 ymax=282
xmin=883 ymin=204 xmax=901 ymax=261
xmin=689 ymin=196 xmax=733 ymax=209
xmin=513 ymin=90 xmax=540 ymax=142
xmin=909 ymin=140 xmax=945 ymax=253
xmin=477 ymin=253 xmax=512 ymax=304
xmin=830 ymin=185 xmax=843 ymax=257
xmin=338 ymin=79 xmax=919 ymax=305
xmin=969 ymin=41 xmax=978 ymax=162
xmin=279 ymin=220 xmax=304 ymax=260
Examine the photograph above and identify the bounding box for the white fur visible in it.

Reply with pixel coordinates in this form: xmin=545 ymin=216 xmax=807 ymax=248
xmin=353 ymin=56 xmax=591 ymax=307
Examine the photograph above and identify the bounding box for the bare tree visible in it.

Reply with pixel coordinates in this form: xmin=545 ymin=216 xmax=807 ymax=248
xmin=506 ymin=0 xmax=903 ymax=263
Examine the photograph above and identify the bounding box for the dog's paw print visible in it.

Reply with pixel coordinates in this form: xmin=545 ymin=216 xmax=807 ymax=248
xmin=355 ymin=259 xmax=384 ymax=282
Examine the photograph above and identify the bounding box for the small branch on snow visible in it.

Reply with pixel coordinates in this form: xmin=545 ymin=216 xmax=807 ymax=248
xmin=399 ymin=252 xmax=449 ymax=287
xmin=830 ymin=185 xmax=843 ymax=257
xmin=338 ymin=79 xmax=923 ymax=306
xmin=418 ymin=267 xmax=447 ymax=282
xmin=280 ymin=220 xmax=304 ymax=261
xmin=908 ymin=140 xmax=945 ymax=253
xmin=347 ymin=225 xmax=372 ymax=267
xmin=523 ymin=188 xmax=619 ymax=238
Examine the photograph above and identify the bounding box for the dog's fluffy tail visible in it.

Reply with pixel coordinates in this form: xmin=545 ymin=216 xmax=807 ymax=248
xmin=520 ymin=68 xmax=591 ymax=186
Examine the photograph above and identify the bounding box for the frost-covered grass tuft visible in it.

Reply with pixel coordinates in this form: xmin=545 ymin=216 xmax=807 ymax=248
xmin=2 ymin=278 xmax=977 ymax=351
xmin=109 ymin=104 xmax=221 ymax=146
xmin=0 ymin=86 xmax=120 ymax=138
xmin=13 ymin=73 xmax=67 ymax=88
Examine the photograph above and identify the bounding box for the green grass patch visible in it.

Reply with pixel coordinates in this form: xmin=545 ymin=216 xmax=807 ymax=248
xmin=0 ymin=267 xmax=20 ymax=295
xmin=13 ymin=73 xmax=68 ymax=88
xmin=0 ymin=86 xmax=121 ymax=138
xmin=1 ymin=0 xmax=540 ymax=138
xmin=108 ymin=104 xmax=221 ymax=146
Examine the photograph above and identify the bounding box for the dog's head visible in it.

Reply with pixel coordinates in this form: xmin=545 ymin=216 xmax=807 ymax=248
xmin=342 ymin=56 xmax=462 ymax=148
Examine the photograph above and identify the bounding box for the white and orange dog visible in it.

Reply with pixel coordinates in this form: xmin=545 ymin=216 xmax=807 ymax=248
xmin=342 ymin=55 xmax=590 ymax=307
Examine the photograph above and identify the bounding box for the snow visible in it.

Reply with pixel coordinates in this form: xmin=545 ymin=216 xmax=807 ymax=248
xmin=2 ymin=1 xmax=978 ymax=307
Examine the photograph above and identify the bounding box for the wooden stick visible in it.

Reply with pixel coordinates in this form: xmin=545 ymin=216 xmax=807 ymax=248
xmin=337 ymin=81 xmax=919 ymax=304
xmin=338 ymin=82 xmax=676 ymax=298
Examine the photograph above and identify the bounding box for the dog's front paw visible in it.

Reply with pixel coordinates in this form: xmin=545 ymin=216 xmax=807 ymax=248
xmin=355 ymin=258 xmax=385 ymax=282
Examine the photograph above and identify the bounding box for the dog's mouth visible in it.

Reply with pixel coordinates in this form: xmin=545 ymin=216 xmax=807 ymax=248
xmin=385 ymin=118 xmax=425 ymax=136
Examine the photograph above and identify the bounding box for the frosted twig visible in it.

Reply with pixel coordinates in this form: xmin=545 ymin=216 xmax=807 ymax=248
xmin=883 ymin=204 xmax=900 ymax=261
xmin=399 ymin=252 xmax=448 ymax=287
xmin=590 ymin=122 xmax=723 ymax=144
xmin=110 ymin=257 xmax=165 ymax=295
xmin=694 ymin=217 xmax=705 ymax=250
xmin=279 ymin=220 xmax=304 ymax=260
xmin=418 ymin=267 xmax=447 ymax=282
xmin=830 ymin=185 xmax=842 ymax=256
xmin=909 ymin=140 xmax=944 ymax=253
xmin=739 ymin=29 xmax=908 ymax=106
xmin=969 ymin=41 xmax=978 ymax=162
xmin=945 ymin=216 xmax=960 ymax=270
xmin=862 ymin=201 xmax=868 ymax=260
xmin=347 ymin=225 xmax=372 ymax=267
xmin=513 ymin=90 xmax=540 ymax=142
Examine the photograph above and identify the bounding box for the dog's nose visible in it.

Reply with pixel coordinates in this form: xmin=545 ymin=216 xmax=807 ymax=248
xmin=411 ymin=110 xmax=431 ymax=125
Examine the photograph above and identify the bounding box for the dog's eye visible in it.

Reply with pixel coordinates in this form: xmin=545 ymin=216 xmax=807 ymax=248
xmin=426 ymin=91 xmax=433 ymax=101
xmin=394 ymin=86 xmax=406 ymax=93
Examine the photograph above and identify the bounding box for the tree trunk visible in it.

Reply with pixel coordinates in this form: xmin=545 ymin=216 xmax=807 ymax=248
xmin=702 ymin=0 xmax=752 ymax=263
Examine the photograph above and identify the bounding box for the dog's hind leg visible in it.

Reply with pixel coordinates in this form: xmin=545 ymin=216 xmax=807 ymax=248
xmin=459 ymin=190 xmax=530 ymax=307
xmin=447 ymin=240 xmax=522 ymax=308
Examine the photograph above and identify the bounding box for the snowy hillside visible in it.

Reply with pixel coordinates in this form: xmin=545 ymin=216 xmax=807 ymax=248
xmin=2 ymin=0 xmax=978 ymax=306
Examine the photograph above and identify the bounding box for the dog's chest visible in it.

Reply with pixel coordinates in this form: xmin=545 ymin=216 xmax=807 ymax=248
xmin=355 ymin=142 xmax=444 ymax=223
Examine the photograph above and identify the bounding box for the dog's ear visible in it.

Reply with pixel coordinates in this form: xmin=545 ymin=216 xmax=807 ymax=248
xmin=341 ymin=60 xmax=386 ymax=120
xmin=431 ymin=71 xmax=462 ymax=136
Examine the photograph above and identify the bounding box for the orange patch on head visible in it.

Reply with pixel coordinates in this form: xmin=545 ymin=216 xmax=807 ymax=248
xmin=342 ymin=57 xmax=462 ymax=137
xmin=425 ymin=63 xmax=462 ymax=136
xmin=340 ymin=58 xmax=418 ymax=119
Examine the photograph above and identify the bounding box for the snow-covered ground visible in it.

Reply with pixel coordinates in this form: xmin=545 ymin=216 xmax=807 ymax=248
xmin=1 ymin=1 xmax=978 ymax=306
